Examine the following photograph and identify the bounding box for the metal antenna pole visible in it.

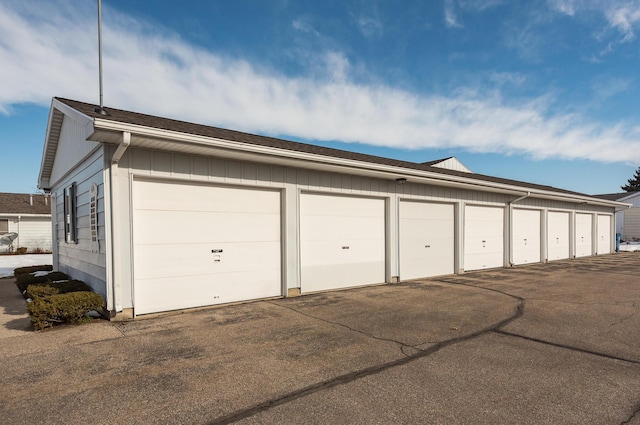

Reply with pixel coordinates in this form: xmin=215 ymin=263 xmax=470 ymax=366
xmin=96 ymin=0 xmax=107 ymax=115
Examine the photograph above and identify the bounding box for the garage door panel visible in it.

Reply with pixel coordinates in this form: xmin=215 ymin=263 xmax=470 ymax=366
xmin=135 ymin=241 xmax=281 ymax=279
xmin=301 ymin=261 xmax=385 ymax=293
xmin=547 ymin=211 xmax=570 ymax=261
xmin=135 ymin=210 xmax=280 ymax=244
xmin=133 ymin=180 xmax=282 ymax=315
xmin=135 ymin=183 xmax=280 ymax=214
xmin=135 ymin=267 xmax=281 ymax=314
xmin=399 ymin=202 xmax=454 ymax=280
xmin=301 ymin=215 xmax=383 ymax=241
xmin=512 ymin=209 xmax=541 ymax=265
xmin=300 ymin=194 xmax=385 ymax=293
xmin=464 ymin=206 xmax=504 ymax=271
xmin=302 ymin=195 xmax=383 ymax=217
xmin=301 ymin=239 xmax=384 ymax=266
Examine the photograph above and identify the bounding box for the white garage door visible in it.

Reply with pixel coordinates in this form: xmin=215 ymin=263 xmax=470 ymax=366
xmin=399 ymin=201 xmax=454 ymax=280
xmin=132 ymin=179 xmax=282 ymax=315
xmin=512 ymin=209 xmax=541 ymax=265
xmin=575 ymin=213 xmax=592 ymax=258
xmin=597 ymin=215 xmax=611 ymax=255
xmin=300 ymin=193 xmax=385 ymax=293
xmin=464 ymin=205 xmax=504 ymax=271
xmin=547 ymin=211 xmax=570 ymax=261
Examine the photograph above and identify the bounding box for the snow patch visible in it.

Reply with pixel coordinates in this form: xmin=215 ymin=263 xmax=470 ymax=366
xmin=619 ymin=242 xmax=640 ymax=252
xmin=0 ymin=254 xmax=53 ymax=278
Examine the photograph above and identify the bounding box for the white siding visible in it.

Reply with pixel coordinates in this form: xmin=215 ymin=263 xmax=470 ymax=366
xmin=49 ymin=115 xmax=99 ymax=186
xmin=620 ymin=193 xmax=640 ymax=208
xmin=50 ymin=148 xmax=107 ymax=298
xmin=12 ymin=218 xmax=51 ymax=252
xmin=623 ymin=208 xmax=640 ymax=240
xmin=1 ymin=216 xmax=51 ymax=253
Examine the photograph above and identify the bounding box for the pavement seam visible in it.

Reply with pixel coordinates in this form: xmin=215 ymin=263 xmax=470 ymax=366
xmin=266 ymin=300 xmax=417 ymax=355
xmin=209 ymin=297 xmax=524 ymax=425
xmin=621 ymin=404 xmax=640 ymax=425
xmin=435 ymin=279 xmax=640 ymax=365
xmin=493 ymin=329 xmax=640 ymax=365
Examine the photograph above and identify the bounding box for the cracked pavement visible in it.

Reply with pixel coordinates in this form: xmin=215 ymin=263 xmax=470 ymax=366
xmin=1 ymin=253 xmax=639 ymax=424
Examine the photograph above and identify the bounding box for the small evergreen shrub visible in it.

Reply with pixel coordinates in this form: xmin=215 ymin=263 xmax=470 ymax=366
xmin=26 ymin=280 xmax=93 ymax=299
xmin=26 ymin=284 xmax=59 ymax=299
xmin=27 ymin=291 xmax=104 ymax=331
xmin=13 ymin=265 xmax=53 ymax=277
xmin=16 ymin=247 xmax=28 ymax=254
xmin=16 ymin=272 xmax=69 ymax=292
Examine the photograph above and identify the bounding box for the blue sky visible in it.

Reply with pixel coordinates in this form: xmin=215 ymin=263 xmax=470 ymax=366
xmin=1 ymin=0 xmax=639 ymax=195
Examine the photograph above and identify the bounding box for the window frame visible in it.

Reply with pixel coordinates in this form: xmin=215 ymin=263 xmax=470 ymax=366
xmin=64 ymin=183 xmax=78 ymax=244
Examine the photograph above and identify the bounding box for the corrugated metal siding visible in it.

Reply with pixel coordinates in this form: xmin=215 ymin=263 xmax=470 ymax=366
xmin=51 ymin=148 xmax=107 ymax=297
xmin=49 ymin=115 xmax=100 ymax=187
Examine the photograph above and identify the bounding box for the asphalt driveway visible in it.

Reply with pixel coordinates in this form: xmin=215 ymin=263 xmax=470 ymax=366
xmin=1 ymin=253 xmax=639 ymax=424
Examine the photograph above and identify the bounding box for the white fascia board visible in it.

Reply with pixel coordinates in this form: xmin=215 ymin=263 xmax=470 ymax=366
xmin=39 ymin=99 xmax=95 ymax=190
xmin=92 ymin=118 xmax=625 ymax=208
xmin=52 ymin=99 xmax=95 ymax=133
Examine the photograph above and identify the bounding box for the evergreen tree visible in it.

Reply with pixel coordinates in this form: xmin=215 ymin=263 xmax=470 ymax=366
xmin=621 ymin=166 xmax=640 ymax=192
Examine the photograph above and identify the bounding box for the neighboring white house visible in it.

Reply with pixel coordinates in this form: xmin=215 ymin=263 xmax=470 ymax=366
xmin=594 ymin=191 xmax=640 ymax=240
xmin=0 ymin=192 xmax=52 ymax=253
xmin=38 ymin=97 xmax=627 ymax=319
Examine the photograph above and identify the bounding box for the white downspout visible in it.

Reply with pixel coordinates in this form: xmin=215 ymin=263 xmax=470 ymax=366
xmin=508 ymin=191 xmax=531 ymax=266
xmin=109 ymin=131 xmax=131 ymax=314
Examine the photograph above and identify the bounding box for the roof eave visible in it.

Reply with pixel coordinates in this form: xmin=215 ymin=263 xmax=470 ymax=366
xmin=38 ymin=98 xmax=95 ymax=191
xmin=90 ymin=119 xmax=625 ymax=208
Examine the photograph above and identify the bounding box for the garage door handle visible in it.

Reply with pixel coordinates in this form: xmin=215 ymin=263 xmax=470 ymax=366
xmin=342 ymin=246 xmax=350 ymax=249
xmin=425 ymin=245 xmax=431 ymax=248
xmin=212 ymin=249 xmax=223 ymax=253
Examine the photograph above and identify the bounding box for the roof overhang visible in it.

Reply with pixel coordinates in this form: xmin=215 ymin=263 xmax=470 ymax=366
xmin=88 ymin=118 xmax=628 ymax=209
xmin=38 ymin=99 xmax=94 ymax=191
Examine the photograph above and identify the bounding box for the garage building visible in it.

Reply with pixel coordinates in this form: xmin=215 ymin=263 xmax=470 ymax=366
xmin=38 ymin=98 xmax=627 ymax=318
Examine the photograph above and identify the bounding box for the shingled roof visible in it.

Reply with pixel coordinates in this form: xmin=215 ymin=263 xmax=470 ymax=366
xmin=593 ymin=191 xmax=640 ymax=201
xmin=54 ymin=97 xmax=604 ymax=199
xmin=0 ymin=193 xmax=51 ymax=215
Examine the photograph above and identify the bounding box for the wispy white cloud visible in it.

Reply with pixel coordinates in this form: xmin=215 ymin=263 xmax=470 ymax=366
xmin=1 ymin=1 xmax=639 ymax=163
xmin=547 ymin=0 xmax=578 ymax=16
xmin=444 ymin=0 xmax=463 ymax=28
xmin=356 ymin=16 xmax=383 ymax=37
xmin=292 ymin=17 xmax=319 ymax=36
xmin=459 ymin=0 xmax=506 ymax=11
xmin=591 ymin=76 xmax=633 ymax=100
xmin=548 ymin=0 xmax=640 ymax=53
xmin=489 ymin=72 xmax=527 ymax=86
xmin=605 ymin=3 xmax=640 ymax=41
